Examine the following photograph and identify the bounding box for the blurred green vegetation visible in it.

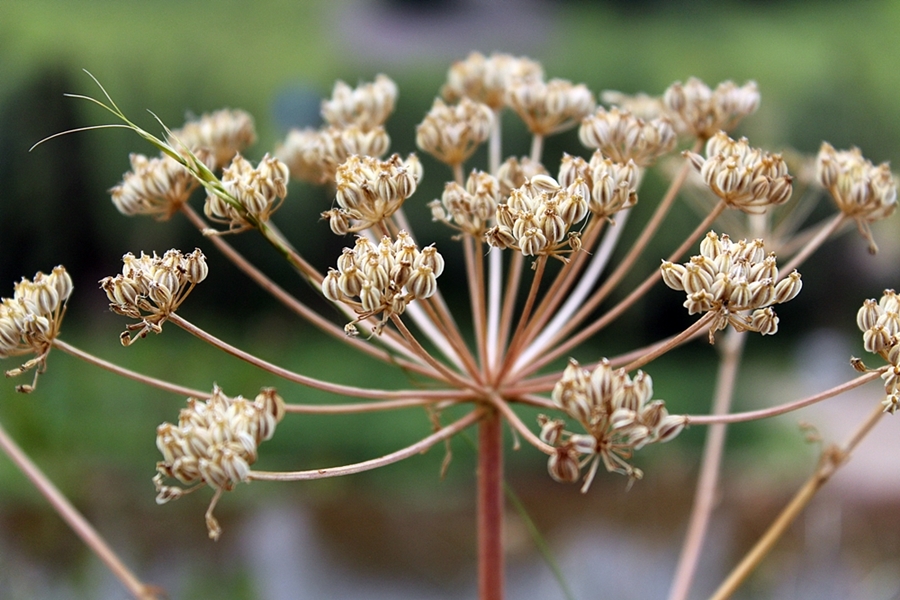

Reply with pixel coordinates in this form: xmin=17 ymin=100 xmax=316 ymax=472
xmin=1 ymin=0 xmax=899 ymax=596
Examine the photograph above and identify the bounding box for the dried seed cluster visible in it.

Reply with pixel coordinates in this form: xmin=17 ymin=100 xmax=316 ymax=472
xmin=100 ymin=249 xmax=208 ymax=345
xmin=416 ymin=97 xmax=494 ymax=167
xmin=0 ymin=266 xmax=72 ymax=393
xmin=543 ymin=359 xmax=684 ymax=490
xmin=111 ymin=109 xmax=256 ymax=221
xmin=430 ymin=170 xmax=500 ymax=236
xmin=485 ymin=173 xmax=588 ymax=259
xmin=169 ymin=108 xmax=257 ymax=170
xmin=322 ymin=232 xmax=444 ymax=334
xmin=816 ymin=142 xmax=897 ymax=253
xmin=204 ymin=153 xmax=289 ymax=232
xmin=663 ymin=77 xmax=759 ymax=138
xmin=685 ymin=132 xmax=793 ymax=214
xmin=856 ymin=290 xmax=900 ymax=414
xmin=506 ymin=77 xmax=595 ymax=136
xmin=558 ymin=152 xmax=640 ymax=219
xmin=442 ymin=51 xmax=544 ymax=110
xmin=661 ymin=231 xmax=802 ymax=339
xmin=322 ymin=153 xmax=422 ymax=234
xmin=277 ymin=76 xmax=397 ymax=185
xmin=579 ymin=106 xmax=676 ymax=167
xmin=110 ymin=153 xmax=201 ymax=220
xmin=153 ymin=386 xmax=285 ymax=539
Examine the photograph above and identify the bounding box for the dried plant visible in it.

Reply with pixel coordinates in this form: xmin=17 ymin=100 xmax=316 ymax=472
xmin=2 ymin=51 xmax=898 ymax=599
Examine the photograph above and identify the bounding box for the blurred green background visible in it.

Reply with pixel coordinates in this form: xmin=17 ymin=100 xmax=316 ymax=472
xmin=2 ymin=0 xmax=900 ymax=598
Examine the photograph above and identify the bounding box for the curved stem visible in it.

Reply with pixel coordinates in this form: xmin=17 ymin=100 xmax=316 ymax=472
xmin=250 ymin=408 xmax=484 ymax=480
xmin=53 ymin=338 xmax=210 ymax=398
xmin=622 ymin=312 xmax=717 ymax=373
xmin=390 ymin=315 xmax=484 ymax=392
xmin=0 ymin=419 xmax=161 ymax=600
xmin=668 ymin=328 xmax=747 ymax=600
xmin=169 ymin=313 xmax=464 ymax=399
xmin=284 ymin=396 xmax=466 ymax=414
xmin=685 ymin=369 xmax=883 ymax=425
xmin=778 ymin=213 xmax=846 ymax=276
xmin=708 ymin=403 xmax=886 ymax=600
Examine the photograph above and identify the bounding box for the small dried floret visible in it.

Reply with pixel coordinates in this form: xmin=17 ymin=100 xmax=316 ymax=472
xmin=322 ymin=74 xmax=398 ymax=131
xmin=663 ymin=78 xmax=759 ymax=138
xmin=169 ymin=109 xmax=257 ymax=170
xmin=685 ymin=132 xmax=792 ymax=214
xmin=154 ymin=386 xmax=285 ymax=539
xmin=431 ymin=170 xmax=500 ymax=236
xmin=111 ymin=152 xmax=204 ymax=220
xmin=579 ymin=107 xmax=676 ymax=167
xmin=329 ymin=153 xmax=420 ymax=232
xmin=485 ymin=172 xmax=587 ymax=260
xmin=442 ymin=52 xmax=544 ymax=110
xmin=277 ymin=125 xmax=391 ymax=185
xmin=416 ymin=98 xmax=493 ymax=167
xmin=0 ymin=266 xmax=73 ymax=393
xmin=506 ymin=78 xmax=596 ymax=136
xmin=322 ymin=231 xmax=443 ymax=334
xmin=857 ymin=290 xmax=900 ymax=407
xmin=204 ymin=153 xmax=289 ymax=232
xmin=661 ymin=231 xmax=801 ymax=340
xmin=816 ymin=142 xmax=897 ymax=254
xmin=100 ymin=249 xmax=207 ymax=345
xmin=545 ymin=358 xmax=682 ymax=490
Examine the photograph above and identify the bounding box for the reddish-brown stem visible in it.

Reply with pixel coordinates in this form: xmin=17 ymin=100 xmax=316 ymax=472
xmin=499 ymin=255 xmax=547 ymax=378
xmin=478 ymin=408 xmax=504 ymax=600
xmin=515 ymin=200 xmax=727 ymax=380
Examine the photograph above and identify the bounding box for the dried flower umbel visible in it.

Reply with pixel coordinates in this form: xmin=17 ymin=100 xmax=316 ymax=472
xmin=154 ymin=386 xmax=285 ymax=539
xmin=9 ymin=52 xmax=900 ymax=600
xmin=0 ymin=266 xmax=72 ymax=392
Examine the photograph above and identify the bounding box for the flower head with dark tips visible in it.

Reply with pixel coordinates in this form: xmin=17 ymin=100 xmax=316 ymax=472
xmin=816 ymin=142 xmax=897 ymax=253
xmin=100 ymin=249 xmax=207 ymax=345
xmin=579 ymin=106 xmax=676 ymax=167
xmin=153 ymin=386 xmax=285 ymax=539
xmin=321 ymin=232 xmax=444 ymax=335
xmin=0 ymin=266 xmax=73 ymax=393
xmin=204 ymin=153 xmax=289 ymax=232
xmin=506 ymin=78 xmax=595 ymax=137
xmin=663 ymin=78 xmax=759 ymax=138
xmin=856 ymin=289 xmax=900 ymax=413
xmin=685 ymin=132 xmax=792 ymax=214
xmin=416 ymin=98 xmax=493 ymax=167
xmin=442 ymin=52 xmax=544 ymax=110
xmin=545 ymin=359 xmax=684 ymax=490
xmin=661 ymin=231 xmax=801 ymax=340
xmin=168 ymin=109 xmax=257 ymax=170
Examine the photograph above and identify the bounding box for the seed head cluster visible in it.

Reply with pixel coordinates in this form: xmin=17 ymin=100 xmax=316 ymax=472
xmin=277 ymin=76 xmax=397 ymax=185
xmin=816 ymin=142 xmax=898 ymax=253
xmin=322 ymin=232 xmax=444 ymax=334
xmin=154 ymin=386 xmax=285 ymax=539
xmin=168 ymin=108 xmax=257 ymax=170
xmin=856 ymin=290 xmax=900 ymax=414
xmin=430 ymin=170 xmax=501 ymax=236
xmin=663 ymin=78 xmax=759 ymax=138
xmin=442 ymin=51 xmax=544 ymax=110
xmin=323 ymin=153 xmax=422 ymax=234
xmin=100 ymin=249 xmax=208 ymax=345
xmin=661 ymin=231 xmax=802 ymax=340
xmin=579 ymin=106 xmax=676 ymax=167
xmin=686 ymin=132 xmax=793 ymax=214
xmin=543 ymin=359 xmax=684 ymax=490
xmin=416 ymin=97 xmax=494 ymax=167
xmin=0 ymin=266 xmax=73 ymax=392
xmin=485 ymin=173 xmax=587 ymax=259
xmin=506 ymin=77 xmax=595 ymax=136
xmin=204 ymin=153 xmax=290 ymax=232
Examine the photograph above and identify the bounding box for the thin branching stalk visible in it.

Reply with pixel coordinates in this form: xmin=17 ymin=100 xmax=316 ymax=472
xmin=0 ymin=419 xmax=161 ymax=600
xmin=668 ymin=328 xmax=747 ymax=600
xmin=685 ymin=369 xmax=884 ymax=425
xmin=250 ymin=407 xmax=484 ymax=481
xmin=53 ymin=339 xmax=210 ymax=398
xmin=708 ymin=403 xmax=886 ymax=600
xmin=778 ymin=213 xmax=846 ymax=276
xmin=464 ymin=235 xmax=490 ymax=374
xmin=499 ymin=255 xmax=548 ymax=378
xmin=169 ymin=312 xmax=472 ymax=398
